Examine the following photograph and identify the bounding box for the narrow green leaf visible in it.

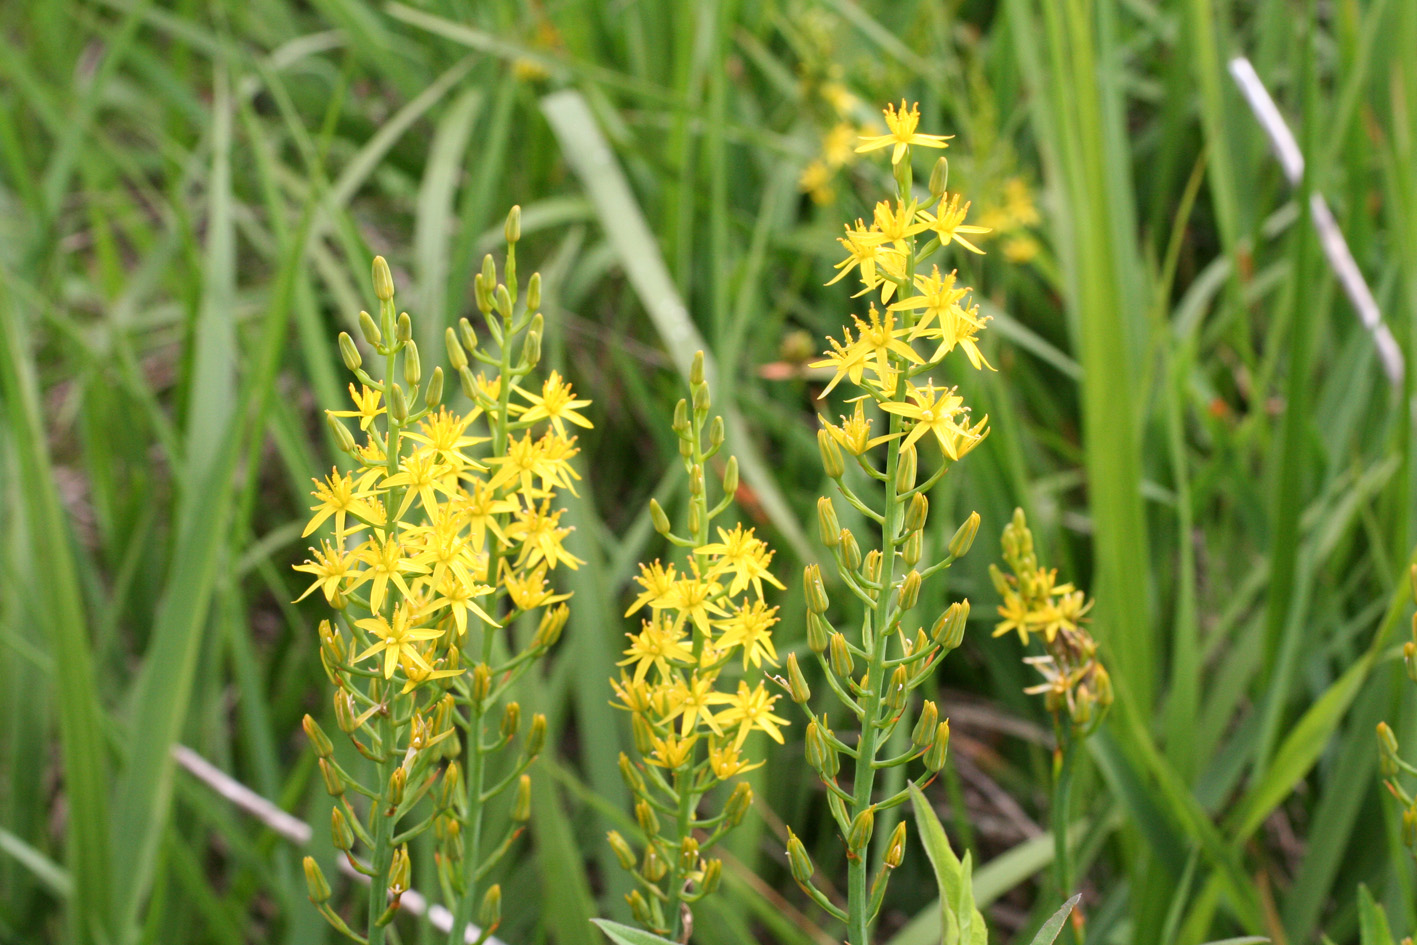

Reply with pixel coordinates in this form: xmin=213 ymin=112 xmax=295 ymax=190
xmin=590 ymin=918 xmax=681 ymax=945
xmin=909 ymin=784 xmax=986 ymax=945
xmin=1028 ymin=894 xmax=1081 ymax=945
xmin=1357 ymin=885 xmax=1397 ymax=945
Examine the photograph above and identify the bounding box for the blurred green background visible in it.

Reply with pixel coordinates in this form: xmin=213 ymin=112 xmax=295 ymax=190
xmin=3 ymin=0 xmax=1416 ymax=943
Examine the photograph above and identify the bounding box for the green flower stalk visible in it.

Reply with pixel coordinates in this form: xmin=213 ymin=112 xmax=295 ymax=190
xmin=608 ymin=354 xmax=788 ymax=941
xmin=791 ymin=100 xmax=994 ymax=945
xmin=292 ymin=208 xmax=590 ymax=945
xmin=1378 ymin=564 xmax=1417 ymax=859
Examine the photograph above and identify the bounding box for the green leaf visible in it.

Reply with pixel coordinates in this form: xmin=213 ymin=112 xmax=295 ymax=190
xmin=1027 ymin=895 xmax=1081 ymax=945
xmin=591 ymin=918 xmax=682 ymax=945
xmin=1357 ymin=885 xmax=1396 ymax=945
xmin=910 ymin=784 xmax=987 ymax=945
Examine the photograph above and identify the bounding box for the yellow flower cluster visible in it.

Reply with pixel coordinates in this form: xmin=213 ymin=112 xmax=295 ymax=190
xmin=991 ymin=509 xmax=1110 ymax=735
xmin=608 ymin=354 xmax=787 ymax=937
xmin=977 ymin=176 xmax=1043 ymax=264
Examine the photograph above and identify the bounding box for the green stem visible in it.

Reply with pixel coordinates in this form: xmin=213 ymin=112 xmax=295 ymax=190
xmin=1052 ymin=741 xmax=1077 ymax=945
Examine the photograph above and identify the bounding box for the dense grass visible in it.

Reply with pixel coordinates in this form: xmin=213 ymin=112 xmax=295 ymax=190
xmin=2 ymin=1 xmax=1416 ymax=943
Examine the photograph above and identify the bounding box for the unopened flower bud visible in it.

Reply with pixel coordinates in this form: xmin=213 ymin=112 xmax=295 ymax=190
xmin=721 ymin=455 xmax=739 ymax=497
xmin=333 ymin=689 xmax=358 ymax=733
xmin=440 ymin=763 xmax=461 ymax=808
xmin=303 ymin=856 xmax=332 ymax=903
xmin=786 ymin=652 xmax=812 ymax=703
xmin=786 ymin=828 xmax=814 ymax=883
xmin=898 ymin=569 xmax=922 ymax=612
xmin=932 ymin=600 xmax=969 ymax=650
xmin=884 ymin=821 xmax=908 ymax=868
xmin=402 ymin=340 xmax=421 ymax=388
xmin=1379 ymin=722 xmax=1400 ymax=777
xmin=388 ymin=845 xmax=411 ymax=897
xmin=526 ymin=713 xmax=547 ymax=757
xmin=701 ymin=857 xmax=722 ymax=894
xmin=828 ymin=632 xmax=854 ymax=679
xmin=425 ymin=366 xmax=444 ymax=407
xmin=642 ymin=845 xmax=668 ymax=882
xmin=441 ymin=816 xmax=463 ymax=860
xmin=896 ymin=443 xmax=917 ymax=493
xmin=479 ymin=252 xmax=497 ymax=295
xmin=445 ymin=327 xmax=468 ymax=372
xmin=626 ymin=889 xmax=653 ymax=926
xmin=303 ymin=714 xmax=334 ymax=758
xmin=631 ymin=714 xmax=655 ymax=755
xmin=319 ymin=758 xmax=344 ymax=796
xmin=805 ymin=717 xmax=840 ymax=778
xmin=505 ymin=204 xmax=522 ymax=243
xmin=387 ymin=766 xmax=407 ymax=808
xmin=618 ymin=752 xmax=646 ymax=794
xmin=929 ymin=156 xmax=949 ymax=198
xmin=372 ymin=256 xmax=394 ymax=301
xmin=906 ymin=493 xmax=929 ymax=532
xmin=924 ymin=720 xmax=951 ymax=772
xmin=456 ymin=319 xmax=477 ymax=356
xmin=388 ymin=383 xmax=408 ymax=423
xmin=533 ymin=604 xmax=569 ymax=650
xmin=526 ymin=271 xmax=541 ymax=312
xmin=817 ymin=497 xmax=841 ymax=547
xmin=490 ymin=284 xmax=511 ymax=320
xmin=708 ymin=416 xmax=725 ymax=452
xmin=607 ymin=830 xmax=637 ymax=870
xmin=691 ymin=350 xmax=705 ymax=386
xmin=326 ymin=413 xmax=357 ymax=455
xmin=863 ymin=549 xmax=882 ymax=585
xmin=459 ymin=365 xmax=477 ymax=402
xmin=521 ymin=329 xmax=541 ymax=368
xmin=470 ymin=663 xmax=492 ymax=704
xmin=840 ymin=528 xmax=862 ymax=571
xmin=804 ymin=564 xmax=830 ymax=614
xmin=635 ymin=799 xmax=660 ymax=835
xmin=645 ymin=499 xmax=672 ymax=537
xmin=949 ymin=511 xmax=981 ymax=559
xmin=724 ymin=781 xmax=753 ymax=827
xmin=478 ymin=884 xmax=502 ymax=931
xmin=500 ymin=702 xmax=522 ymax=741
xmin=846 ymin=806 xmax=875 ymax=853
xmin=679 ymin=836 xmax=700 ymax=873
xmin=913 ymin=700 xmax=939 ymax=748
xmin=331 ymin=807 xmax=354 ymax=851
xmin=885 ymin=665 xmax=909 ymax=715
xmin=807 ymin=612 xmax=831 ymax=653
xmin=902 ymin=529 xmax=922 ymax=567
xmin=396 ymin=311 xmax=412 ymax=344
xmin=673 ymin=398 xmax=690 ymax=437
xmin=512 ymin=774 xmax=532 ymax=821
xmin=692 ymin=381 xmax=711 ymax=418
xmin=818 ymin=428 xmax=845 ymax=479
xmin=338 ymin=331 xmax=362 ymax=372
xmin=689 ymin=464 xmax=704 ymax=497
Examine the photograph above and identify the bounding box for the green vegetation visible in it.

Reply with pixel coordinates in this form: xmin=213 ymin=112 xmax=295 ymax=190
xmin=2 ymin=1 xmax=1416 ymax=944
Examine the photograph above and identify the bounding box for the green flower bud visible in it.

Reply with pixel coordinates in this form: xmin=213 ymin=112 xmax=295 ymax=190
xmin=500 ymin=701 xmax=522 ymax=741
xmin=372 ymin=256 xmax=394 ymax=301
xmin=722 ymin=455 xmax=739 ymax=498
xmin=673 ymin=398 xmax=690 ymax=437
xmin=459 ymin=365 xmax=477 ymax=402
xmin=863 ymin=549 xmax=882 ymax=585
xmin=949 ymin=511 xmax=981 ymax=559
xmin=1379 ymin=722 xmax=1400 ymax=777
xmin=303 ymin=714 xmax=334 ymax=758
xmin=388 ymin=845 xmax=410 ymax=895
xmin=806 ymin=612 xmax=831 ymax=654
xmin=440 ymin=763 xmax=461 ymax=808
xmin=458 ymin=318 xmax=478 ymax=355
xmin=708 ymin=416 xmax=725 ymax=452
xmin=526 ymin=271 xmax=541 ymax=312
xmin=403 ymin=340 xmax=421 ymax=388
xmin=512 ymin=774 xmax=532 ymax=822
xmin=631 ymin=714 xmax=655 ymax=755
xmin=679 ymin=836 xmax=701 ymax=873
xmin=723 ymin=781 xmax=753 ymax=827
xmin=786 ymin=652 xmax=812 ymax=704
xmin=898 ymin=569 xmax=922 ymax=612
xmin=804 ymin=563 xmax=830 ymax=614
xmin=895 ymin=442 xmax=917 ymax=493
xmin=929 ymin=156 xmax=949 ymax=198
xmin=902 ymin=528 xmax=922 ymax=567
xmin=840 ymin=528 xmax=862 ymax=571
xmin=846 ymin=806 xmax=875 ymax=853
xmin=884 ymin=821 xmax=908 ymax=868
xmin=505 ymin=204 xmax=522 ymax=243
xmin=303 ymin=856 xmax=332 ymax=903
xmin=618 ymin=753 xmax=646 ymax=794
xmin=642 ymin=845 xmax=668 ymax=882
xmin=526 ymin=713 xmax=547 ymax=757
xmin=425 ymin=366 xmax=444 ymax=408
xmin=691 ymin=350 xmax=706 ymax=386
xmin=338 ymin=331 xmax=362 ymax=372
xmin=387 ymin=766 xmax=406 ymax=808
xmin=692 ymin=379 xmax=711 ymax=418
xmin=607 ymin=830 xmax=637 ymax=870
xmin=647 ymin=498 xmax=672 ymax=536
xmin=818 ymin=497 xmax=841 ymax=547
xmin=885 ymin=665 xmax=909 ymax=715
xmin=626 ymin=889 xmax=653 ymax=926
xmin=478 ymin=884 xmax=501 ymax=931
xmin=924 ymin=720 xmax=951 ymax=772
xmin=332 ymin=689 xmax=358 ymax=734
xmin=701 ymin=857 xmax=722 ymax=894
xmin=635 ymin=799 xmax=660 ymax=836
xmin=786 ymin=827 xmax=814 ymax=883
xmin=521 ymin=328 xmax=541 ymax=368
xmin=533 ymin=604 xmax=569 ymax=650
xmin=906 ymin=492 xmax=928 ymax=533
xmin=389 ymin=383 xmax=408 ymax=423
xmin=445 ymin=326 xmax=468 ymax=371
xmin=395 ymin=311 xmax=412 ymax=344
xmin=828 ymin=632 xmax=854 ymax=679
xmin=687 ymin=499 xmax=703 ymax=535
xmin=932 ymin=600 xmax=969 ymax=650
xmin=471 ymin=663 xmax=492 ymax=704
xmin=806 ymin=717 xmax=839 ymax=778
xmin=689 ymin=463 xmax=704 ymax=497
xmin=319 ymin=758 xmax=344 ymax=797
xmin=818 ymin=428 xmax=845 ymax=479
xmin=913 ymin=700 xmax=939 ymax=748
xmin=331 ymin=807 xmax=354 ymax=851
xmin=494 ymin=283 xmax=513 ymax=318
xmin=359 ymin=309 xmax=381 ymax=346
